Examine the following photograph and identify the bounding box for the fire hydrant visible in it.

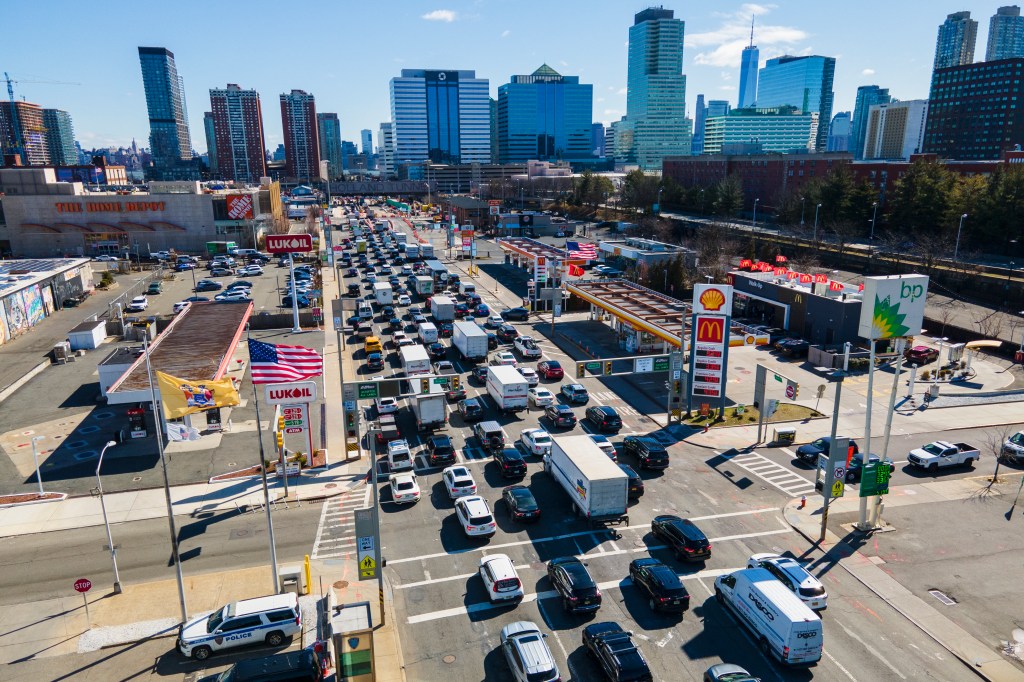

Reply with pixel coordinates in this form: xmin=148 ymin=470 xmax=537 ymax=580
xmin=799 ymin=495 xmax=807 ymax=509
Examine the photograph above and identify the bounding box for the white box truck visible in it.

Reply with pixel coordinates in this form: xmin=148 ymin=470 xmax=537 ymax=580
xmin=453 ymin=321 xmax=488 ymax=361
xmin=404 ymin=244 xmax=420 ymax=261
xmin=399 ymin=345 xmax=431 ymax=376
xmin=543 ymin=435 xmax=629 ymax=525
xmin=418 ymin=321 xmax=438 ymax=344
xmin=412 ymin=384 xmax=447 ymax=431
xmin=714 ymin=568 xmax=823 ymax=667
xmin=414 ymin=276 xmax=434 ymax=298
xmin=486 ymin=365 xmax=529 ymax=414
xmin=430 ymin=295 xmax=455 ymax=321
xmin=396 ymin=233 xmax=408 ymax=245
xmin=373 ymin=282 xmax=394 ymax=306
xmin=420 ymin=243 xmax=435 ymax=259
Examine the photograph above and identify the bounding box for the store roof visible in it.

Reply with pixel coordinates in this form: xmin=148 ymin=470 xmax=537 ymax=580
xmin=0 ymin=258 xmax=90 ymax=297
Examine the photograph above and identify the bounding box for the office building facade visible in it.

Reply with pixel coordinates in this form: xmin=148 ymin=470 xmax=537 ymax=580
xmin=851 ymin=85 xmax=891 ymax=160
xmin=389 ymin=69 xmax=491 ymax=167
xmin=692 ymin=95 xmax=707 ymax=155
xmin=209 ymin=84 xmax=266 ymax=184
xmin=378 ymin=122 xmax=395 ymax=176
xmin=756 ymin=55 xmax=835 ymax=151
xmin=988 ymin=6 xmax=1024 ymax=60
xmin=738 ymin=42 xmax=759 ymax=108
xmin=497 ymin=64 xmax=593 ymax=163
xmin=625 ymin=7 xmax=692 ymax=169
xmin=280 ymin=90 xmax=319 ymax=180
xmin=934 ymin=11 xmax=978 ymax=69
xmin=702 ymin=109 xmax=816 ymax=155
xmin=826 ymin=112 xmax=852 ymax=152
xmin=42 ymin=109 xmax=76 ymax=166
xmin=924 ymin=58 xmax=1024 ymax=160
xmin=317 ymin=113 xmax=343 ymax=179
xmin=137 ymin=47 xmax=193 ymax=175
xmin=360 ymin=129 xmax=373 ymax=156
xmin=862 ymin=100 xmax=928 ymax=160
xmin=592 ymin=123 xmax=606 ymax=157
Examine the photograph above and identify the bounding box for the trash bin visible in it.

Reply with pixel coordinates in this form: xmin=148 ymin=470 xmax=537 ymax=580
xmin=278 ymin=564 xmax=305 ymax=595
xmin=773 ymin=427 xmax=796 ymax=445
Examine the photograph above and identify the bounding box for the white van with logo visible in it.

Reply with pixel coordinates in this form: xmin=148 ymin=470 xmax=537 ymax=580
xmin=177 ymin=593 xmax=301 ymax=661
xmin=714 ymin=568 xmax=822 ymax=666
xmin=459 ymin=282 xmax=476 ymax=296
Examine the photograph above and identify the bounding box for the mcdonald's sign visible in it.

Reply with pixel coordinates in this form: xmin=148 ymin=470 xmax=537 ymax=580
xmin=695 ymin=315 xmax=725 ymax=344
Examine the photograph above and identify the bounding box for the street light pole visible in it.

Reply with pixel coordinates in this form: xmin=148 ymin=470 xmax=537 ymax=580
xmin=813 ymin=203 xmax=822 ymax=241
xmin=870 ymin=202 xmax=878 ymax=240
xmin=954 ymin=213 xmax=968 ymax=261
xmin=95 ymin=440 xmax=122 ymax=594
xmin=31 ymin=436 xmax=45 ymax=495
xmin=753 ymin=198 xmax=759 ymax=231
xmin=800 ymin=197 xmax=806 ymax=226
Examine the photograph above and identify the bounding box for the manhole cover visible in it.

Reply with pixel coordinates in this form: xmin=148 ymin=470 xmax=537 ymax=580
xmin=443 ymin=655 xmax=456 ymax=664
xmin=66 ymin=440 xmax=89 ymax=449
xmin=93 ymin=412 xmax=114 ymax=420
xmin=73 ymin=450 xmax=98 ymax=461
xmin=928 ymin=589 xmax=957 ymax=606
xmin=79 ymin=426 xmax=100 ymax=434
xmin=325 ymin=483 xmax=337 ymax=489
xmin=229 ymin=529 xmax=251 ymax=540
xmin=333 ymin=580 xmax=349 ymax=590
xmin=227 ymin=462 xmax=237 ymax=467
xmin=132 ymin=476 xmax=142 ymax=482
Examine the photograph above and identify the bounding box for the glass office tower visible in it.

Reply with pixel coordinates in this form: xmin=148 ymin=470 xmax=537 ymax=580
xmin=756 ymin=55 xmax=836 ymax=151
xmin=138 ymin=47 xmax=193 ymax=174
xmin=497 ymin=64 xmax=593 ymax=163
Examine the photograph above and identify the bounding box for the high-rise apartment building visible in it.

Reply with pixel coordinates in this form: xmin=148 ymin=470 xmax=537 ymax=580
xmin=280 ymin=90 xmax=319 ymax=180
xmin=625 ymin=7 xmax=692 ymax=169
xmin=924 ymin=58 xmax=1024 ymax=159
xmin=826 ymin=111 xmax=852 ymax=152
xmin=934 ymin=11 xmax=978 ymax=69
xmin=0 ymin=101 xmax=50 ymax=165
xmin=317 ymin=113 xmax=343 ymax=179
xmin=43 ymin=109 xmax=76 ymax=166
xmin=378 ymin=122 xmax=396 ymax=176
xmin=862 ymin=100 xmax=928 ymax=160
xmin=738 ymin=20 xmax=759 ymax=108
xmin=497 ymin=64 xmax=593 ymax=163
xmin=691 ymin=95 xmax=707 ymax=155
xmin=137 ymin=47 xmax=193 ymax=174
xmin=851 ymin=86 xmax=891 ymax=160
xmin=389 ymin=69 xmax=491 ymax=167
xmin=987 ymin=6 xmax=1024 ymax=60
xmin=756 ymin=55 xmax=835 ymax=151
xmin=203 ymin=112 xmax=217 ymax=175
xmin=702 ymin=108 xmax=816 ymax=155
xmin=360 ymin=129 xmax=373 ymax=156
xmin=209 ymin=84 xmax=266 ymax=184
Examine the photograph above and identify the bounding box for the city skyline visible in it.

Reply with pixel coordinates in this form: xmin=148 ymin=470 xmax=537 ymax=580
xmin=1 ymin=2 xmax=1014 ymax=155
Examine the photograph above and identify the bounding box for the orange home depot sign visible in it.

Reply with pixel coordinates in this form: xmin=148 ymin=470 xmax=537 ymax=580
xmin=56 ymin=201 xmax=166 ymax=213
xmin=695 ymin=315 xmax=725 ymax=344
xmin=226 ymin=194 xmax=254 ymax=220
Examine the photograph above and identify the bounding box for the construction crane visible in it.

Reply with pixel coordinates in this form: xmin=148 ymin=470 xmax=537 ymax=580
xmin=3 ymin=72 xmax=81 ymax=161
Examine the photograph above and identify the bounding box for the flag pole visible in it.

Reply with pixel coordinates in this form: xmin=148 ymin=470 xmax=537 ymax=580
xmin=143 ymin=336 xmax=188 ymax=623
xmin=247 ymin=329 xmax=281 ymax=593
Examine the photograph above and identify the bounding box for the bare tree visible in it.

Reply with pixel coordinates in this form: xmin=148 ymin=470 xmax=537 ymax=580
xmin=974 ymin=310 xmax=1007 ymax=340
xmin=930 ymin=296 xmax=965 ymax=337
xmin=980 ymin=425 xmax=1017 ymax=487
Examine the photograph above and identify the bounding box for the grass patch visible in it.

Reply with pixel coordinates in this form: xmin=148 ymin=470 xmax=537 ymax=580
xmin=684 ymin=402 xmax=824 ymax=428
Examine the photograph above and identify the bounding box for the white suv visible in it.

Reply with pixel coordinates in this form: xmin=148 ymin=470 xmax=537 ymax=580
xmin=746 ymin=553 xmax=828 ymax=611
xmin=500 ymin=621 xmax=560 ymax=682
xmin=454 ymin=495 xmax=496 ymax=538
xmin=177 ymin=593 xmax=300 ymax=660
xmin=442 ymin=465 xmax=477 ymax=499
xmin=480 ymin=554 xmax=524 ymax=603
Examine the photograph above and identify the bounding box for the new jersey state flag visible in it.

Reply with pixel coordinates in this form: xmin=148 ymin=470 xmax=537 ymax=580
xmin=156 ymin=371 xmax=240 ymax=420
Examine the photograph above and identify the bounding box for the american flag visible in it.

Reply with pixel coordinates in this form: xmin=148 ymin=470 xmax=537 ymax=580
xmin=247 ymin=338 xmax=323 ymax=384
xmin=566 ymin=241 xmax=598 ymax=260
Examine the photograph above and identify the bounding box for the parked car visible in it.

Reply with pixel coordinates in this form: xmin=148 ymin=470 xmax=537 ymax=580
xmin=195 ymin=279 xmax=223 ymax=292
xmin=628 ymin=558 xmax=690 ymax=613
xmin=502 ymin=485 xmax=541 ymax=522
xmin=904 ymin=345 xmax=940 ymax=365
xmin=795 ymin=436 xmax=859 ymax=464
xmin=126 ymin=295 xmax=149 ymax=312
xmin=651 ymin=515 xmax=712 ymax=562
xmin=548 ymin=556 xmax=602 ymax=614
xmin=282 ymin=295 xmax=311 ymax=308
xmin=776 ymin=338 xmax=810 ymax=357
xmin=215 ymin=289 xmax=251 ymax=302
xmin=146 ymin=282 xmax=162 ymax=295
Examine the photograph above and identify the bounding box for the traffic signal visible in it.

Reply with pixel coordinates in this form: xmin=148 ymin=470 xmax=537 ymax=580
xmin=604 ymin=361 xmax=613 ymax=375
xmin=451 ymin=375 xmax=461 ymax=391
xmin=277 ymin=416 xmax=285 ymax=431
xmin=674 ymin=380 xmax=682 ymax=393
xmin=346 ymin=411 xmax=356 ymax=437
xmin=420 ymin=378 xmax=430 ymax=393
xmin=576 ymin=362 xmax=586 ymax=379
xmin=275 ymin=432 xmax=283 ymax=448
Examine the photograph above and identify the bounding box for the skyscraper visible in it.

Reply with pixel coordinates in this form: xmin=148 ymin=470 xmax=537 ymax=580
xmin=592 ymin=123 xmax=606 ymax=157
xmin=378 ymin=122 xmax=396 ymax=176
xmin=280 ymin=90 xmax=319 ymax=180
xmin=691 ymin=95 xmax=707 ymax=154
xmin=625 ymin=7 xmax=692 ymax=169
xmin=203 ymin=112 xmax=217 ymax=175
xmin=209 ymin=84 xmax=266 ymax=184
xmin=934 ymin=11 xmax=978 ymax=69
xmin=756 ymin=55 xmax=836 ymax=151
xmin=706 ymin=100 xmax=731 ymax=118
xmin=738 ymin=18 xmax=759 ymax=108
xmin=317 ymin=113 xmax=343 ymax=179
xmin=863 ymin=100 xmax=928 ymax=160
xmin=389 ymin=69 xmax=491 ymax=166
xmin=987 ymin=6 xmax=1024 ymax=60
xmin=137 ymin=47 xmax=193 ymax=175
xmin=497 ymin=64 xmax=593 ymax=163
xmin=42 ymin=109 xmax=76 ymax=166
xmin=826 ymin=112 xmax=852 ymax=152
xmin=0 ymin=100 xmax=49 ymax=165
xmin=360 ymin=129 xmax=373 ymax=156
xmin=850 ymin=86 xmax=891 ymax=159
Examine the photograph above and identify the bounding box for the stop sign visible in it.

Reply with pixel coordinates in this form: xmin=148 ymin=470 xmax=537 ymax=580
xmin=74 ymin=578 xmax=92 ymax=593
xmin=785 ymin=384 xmax=796 ymax=399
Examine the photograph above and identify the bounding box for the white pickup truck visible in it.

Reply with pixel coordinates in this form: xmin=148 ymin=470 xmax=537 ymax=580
xmin=513 ymin=336 xmax=542 ymax=359
xmin=908 ymin=440 xmax=979 ymax=470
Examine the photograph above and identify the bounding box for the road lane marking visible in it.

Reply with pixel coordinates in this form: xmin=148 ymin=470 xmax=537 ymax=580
xmin=834 ymin=618 xmax=906 ymax=679
xmin=824 ymin=649 xmax=858 ymax=681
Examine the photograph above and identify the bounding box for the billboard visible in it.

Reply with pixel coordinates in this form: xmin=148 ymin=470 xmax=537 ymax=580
xmin=691 ymin=315 xmax=726 ymax=398
xmin=692 ymin=283 xmax=733 ymax=315
xmin=857 ymin=275 xmax=929 ymax=339
xmin=226 ymin=194 xmax=254 ymax=220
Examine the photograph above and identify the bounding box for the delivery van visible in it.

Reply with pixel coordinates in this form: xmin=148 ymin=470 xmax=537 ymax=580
xmin=714 ymin=568 xmax=822 ymax=666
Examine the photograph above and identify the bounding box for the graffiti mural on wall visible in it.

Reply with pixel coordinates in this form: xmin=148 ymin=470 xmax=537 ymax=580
xmin=23 ymin=286 xmax=44 ymax=326
xmin=4 ymin=291 xmax=29 ymax=335
xmin=0 ymin=303 xmax=9 ymax=346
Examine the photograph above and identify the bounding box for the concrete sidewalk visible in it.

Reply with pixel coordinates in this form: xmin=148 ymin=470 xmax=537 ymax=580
xmin=783 ymin=476 xmax=1024 ymax=681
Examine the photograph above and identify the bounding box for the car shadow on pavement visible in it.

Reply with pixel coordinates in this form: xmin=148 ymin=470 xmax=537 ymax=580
xmin=703 ymin=448 xmax=758 ymax=491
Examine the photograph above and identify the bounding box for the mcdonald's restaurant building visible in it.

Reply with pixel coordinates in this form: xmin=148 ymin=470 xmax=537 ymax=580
xmin=728 ymin=270 xmax=864 ymax=346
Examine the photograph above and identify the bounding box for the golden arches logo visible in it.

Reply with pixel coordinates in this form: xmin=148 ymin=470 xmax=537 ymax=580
xmin=696 ymin=317 xmax=724 ymax=343
xmin=699 ymin=288 xmax=726 ymax=311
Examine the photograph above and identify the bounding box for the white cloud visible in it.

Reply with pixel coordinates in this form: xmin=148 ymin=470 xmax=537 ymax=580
xmin=603 ymin=108 xmax=623 ymax=117
xmin=560 ymin=60 xmax=569 ymax=67
xmin=501 ymin=30 xmax=510 ymax=38
xmin=719 ymin=85 xmax=737 ymax=91
xmin=616 ymin=87 xmax=627 ymax=95
xmin=596 ymin=97 xmax=605 ymax=102
xmin=687 ymin=6 xmax=808 ymax=68
xmin=421 ymin=9 xmax=456 ymax=22
xmin=862 ymin=68 xmax=876 ymax=76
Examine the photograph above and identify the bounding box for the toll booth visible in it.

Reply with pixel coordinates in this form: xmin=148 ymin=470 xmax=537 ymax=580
xmin=331 ymin=601 xmax=375 ymax=681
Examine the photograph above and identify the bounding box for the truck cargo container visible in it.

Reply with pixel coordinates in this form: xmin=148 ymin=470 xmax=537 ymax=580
xmin=430 ymin=295 xmax=455 ymax=321
xmin=453 ymin=321 xmax=488 ymax=361
xmin=486 ymin=365 xmax=529 ymax=414
xmin=400 ymin=345 xmax=431 ymax=376
xmin=544 ymin=434 xmax=629 ymax=525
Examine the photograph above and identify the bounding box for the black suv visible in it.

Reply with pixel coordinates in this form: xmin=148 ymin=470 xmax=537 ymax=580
xmin=547 ymin=557 xmax=601 ymax=613
xmin=628 ymin=558 xmax=690 ymax=613
xmin=582 ymin=621 xmax=653 ymax=682
xmin=214 ymin=647 xmax=328 ymax=682
xmin=496 ymin=324 xmax=519 ymax=342
xmin=502 ymin=485 xmax=541 ymax=522
xmin=622 ymin=436 xmax=669 ymax=470
xmin=619 ymin=464 xmax=644 ymax=499
xmin=427 ymin=342 xmax=447 ymax=360
xmin=651 ymin=515 xmax=711 ymax=562
xmin=366 ymin=352 xmax=384 ymax=371
xmin=493 ymin=447 xmax=527 ymax=478
xmin=586 ymin=406 xmax=623 ymax=433
xmin=457 ymin=397 xmax=484 ymax=421
xmin=426 ymin=435 xmax=456 ymax=466
xmin=501 ymin=307 xmax=530 ymax=321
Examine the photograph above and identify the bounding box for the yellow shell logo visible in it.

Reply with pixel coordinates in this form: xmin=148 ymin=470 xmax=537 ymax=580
xmin=699 ymin=288 xmax=726 ymax=311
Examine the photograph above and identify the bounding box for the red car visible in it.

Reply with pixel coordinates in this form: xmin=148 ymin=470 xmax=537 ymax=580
xmin=537 ymin=360 xmax=564 ymax=380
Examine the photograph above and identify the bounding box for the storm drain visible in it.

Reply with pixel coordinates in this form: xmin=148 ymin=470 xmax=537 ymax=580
xmin=73 ymin=450 xmax=98 ymax=461
xmin=929 ymin=589 xmax=957 ymax=606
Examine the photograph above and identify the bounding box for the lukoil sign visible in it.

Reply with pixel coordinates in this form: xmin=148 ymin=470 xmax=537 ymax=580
xmin=857 ymin=275 xmax=929 ymax=340
xmin=264 ymin=381 xmax=318 ymax=404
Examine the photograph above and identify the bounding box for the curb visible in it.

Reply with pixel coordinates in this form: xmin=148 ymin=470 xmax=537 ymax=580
xmin=0 ymin=359 xmax=51 ymax=405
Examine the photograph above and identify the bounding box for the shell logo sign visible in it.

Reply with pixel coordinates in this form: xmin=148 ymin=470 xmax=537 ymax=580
xmin=693 ymin=283 xmax=733 ymax=315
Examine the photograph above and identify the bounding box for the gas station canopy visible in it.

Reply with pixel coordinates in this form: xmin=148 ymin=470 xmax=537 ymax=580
xmin=568 ymin=279 xmax=689 ymax=347
xmin=496 ymin=237 xmax=586 ymax=264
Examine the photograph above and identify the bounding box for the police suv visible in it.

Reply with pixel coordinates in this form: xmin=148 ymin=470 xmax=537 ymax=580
xmin=177 ymin=593 xmax=301 ymax=660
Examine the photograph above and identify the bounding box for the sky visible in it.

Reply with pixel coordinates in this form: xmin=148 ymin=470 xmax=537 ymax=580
xmin=2 ymin=1 xmax=1005 ymax=154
